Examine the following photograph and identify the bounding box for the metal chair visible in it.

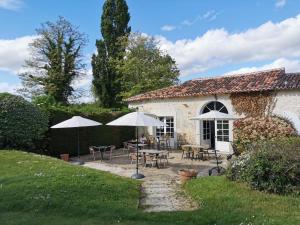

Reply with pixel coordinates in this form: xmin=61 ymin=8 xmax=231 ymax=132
xmin=89 ymin=146 xmax=98 ymax=160
xmin=158 ymin=151 xmax=168 ymax=167
xmin=129 ymin=153 xmax=142 ymax=165
xmin=106 ymin=145 xmax=115 ymax=161
xmin=123 ymin=142 xmax=129 ymax=155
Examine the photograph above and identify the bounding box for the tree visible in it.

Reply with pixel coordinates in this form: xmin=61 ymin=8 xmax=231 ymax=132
xmin=19 ymin=17 xmax=87 ymax=104
xmin=117 ymin=33 xmax=180 ymax=98
xmin=92 ymin=0 xmax=130 ymax=107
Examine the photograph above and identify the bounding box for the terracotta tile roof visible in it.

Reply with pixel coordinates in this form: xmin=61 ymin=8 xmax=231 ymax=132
xmin=125 ymin=68 xmax=300 ymax=102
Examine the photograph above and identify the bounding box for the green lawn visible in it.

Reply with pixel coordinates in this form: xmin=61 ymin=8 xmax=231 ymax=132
xmin=0 ymin=150 xmax=299 ymax=225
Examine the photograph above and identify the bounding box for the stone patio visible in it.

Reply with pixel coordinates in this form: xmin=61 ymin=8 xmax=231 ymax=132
xmin=78 ymin=149 xmax=227 ymax=212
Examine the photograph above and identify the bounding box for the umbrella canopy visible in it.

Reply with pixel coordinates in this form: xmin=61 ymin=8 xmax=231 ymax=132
xmin=51 ymin=116 xmax=102 ymax=128
xmin=51 ymin=116 xmax=102 ymax=165
xmin=107 ymin=112 xmax=167 ymax=127
xmin=190 ymin=110 xmax=238 ymax=121
xmin=107 ymin=111 xmax=166 ymax=179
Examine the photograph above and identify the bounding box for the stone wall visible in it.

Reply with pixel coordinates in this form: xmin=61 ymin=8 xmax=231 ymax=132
xmin=128 ymin=90 xmax=300 ymax=149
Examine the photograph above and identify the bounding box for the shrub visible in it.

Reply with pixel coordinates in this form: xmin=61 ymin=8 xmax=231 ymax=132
xmin=233 ymin=116 xmax=295 ymax=153
xmin=227 ymin=137 xmax=300 ymax=195
xmin=226 ymin=152 xmax=251 ymax=181
xmin=0 ymin=93 xmax=49 ymax=150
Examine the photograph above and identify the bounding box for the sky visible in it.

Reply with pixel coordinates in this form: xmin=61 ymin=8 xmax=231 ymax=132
xmin=1 ymin=0 xmax=300 ymax=102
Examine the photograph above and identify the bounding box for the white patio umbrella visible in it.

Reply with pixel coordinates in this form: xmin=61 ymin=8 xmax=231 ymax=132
xmin=190 ymin=110 xmax=238 ymax=121
xmin=190 ymin=110 xmax=238 ymax=175
xmin=51 ymin=116 xmax=102 ymax=164
xmin=107 ymin=111 xmax=167 ymax=179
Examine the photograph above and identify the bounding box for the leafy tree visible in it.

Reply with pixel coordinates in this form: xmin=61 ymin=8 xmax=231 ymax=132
xmin=92 ymin=0 xmax=130 ymax=107
xmin=117 ymin=33 xmax=180 ymax=98
xmin=19 ymin=17 xmax=87 ymax=104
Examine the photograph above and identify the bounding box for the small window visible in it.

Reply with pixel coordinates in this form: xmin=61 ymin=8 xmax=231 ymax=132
xmin=216 ymin=120 xmax=229 ymax=142
xmin=156 ymin=117 xmax=174 ymax=138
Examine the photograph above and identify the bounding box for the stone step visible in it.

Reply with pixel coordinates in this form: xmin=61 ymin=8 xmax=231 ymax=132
xmin=142 ymin=193 xmax=177 ymax=198
xmin=143 ymin=205 xmax=177 ymax=212
xmin=140 ymin=196 xmax=176 ymax=205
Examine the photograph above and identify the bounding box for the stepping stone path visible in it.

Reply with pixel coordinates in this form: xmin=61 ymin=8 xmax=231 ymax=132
xmin=139 ymin=174 xmax=198 ymax=212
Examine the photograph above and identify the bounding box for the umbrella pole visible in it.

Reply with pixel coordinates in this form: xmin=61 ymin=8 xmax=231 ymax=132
xmin=131 ymin=126 xmax=145 ymax=179
xmin=75 ymin=127 xmax=84 ymax=165
xmin=136 ymin=127 xmax=139 ymax=175
xmin=209 ymin=119 xmax=221 ymax=175
xmin=77 ymin=127 xmax=80 ymax=160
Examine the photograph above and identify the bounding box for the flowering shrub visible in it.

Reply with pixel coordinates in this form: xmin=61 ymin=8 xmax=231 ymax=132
xmin=233 ymin=116 xmax=295 ymax=153
xmin=227 ymin=137 xmax=300 ymax=195
xmin=226 ymin=152 xmax=251 ymax=181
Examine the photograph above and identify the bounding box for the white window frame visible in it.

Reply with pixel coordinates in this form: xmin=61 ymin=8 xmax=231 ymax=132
xmin=216 ymin=120 xmax=229 ymax=142
xmin=156 ymin=116 xmax=174 ymax=138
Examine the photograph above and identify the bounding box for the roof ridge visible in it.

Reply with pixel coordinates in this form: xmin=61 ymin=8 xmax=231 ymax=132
xmin=192 ymin=67 xmax=285 ymax=82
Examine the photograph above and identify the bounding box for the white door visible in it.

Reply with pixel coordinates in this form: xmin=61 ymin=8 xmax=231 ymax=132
xmin=215 ymin=120 xmax=231 ymax=153
xmin=201 ymin=120 xmax=212 ymax=147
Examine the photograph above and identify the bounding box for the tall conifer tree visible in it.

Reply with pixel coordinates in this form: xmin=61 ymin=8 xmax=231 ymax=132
xmin=92 ymin=0 xmax=130 ymax=107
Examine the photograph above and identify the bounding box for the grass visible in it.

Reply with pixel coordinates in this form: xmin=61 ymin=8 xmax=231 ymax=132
xmin=0 ymin=150 xmax=299 ymax=225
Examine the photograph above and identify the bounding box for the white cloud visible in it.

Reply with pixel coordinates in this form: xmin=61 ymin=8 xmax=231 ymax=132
xmin=0 ymin=35 xmax=36 ymax=75
xmin=0 ymin=0 xmax=23 ymax=10
xmin=161 ymin=25 xmax=176 ymax=32
xmin=275 ymin=0 xmax=286 ymax=8
xmin=226 ymin=58 xmax=300 ymax=75
xmin=0 ymin=82 xmax=21 ymax=94
xmin=72 ymin=69 xmax=92 ymax=89
xmin=156 ymin=15 xmax=300 ymax=76
xmin=162 ymin=10 xmax=219 ymax=32
xmin=202 ymin=10 xmax=219 ymax=21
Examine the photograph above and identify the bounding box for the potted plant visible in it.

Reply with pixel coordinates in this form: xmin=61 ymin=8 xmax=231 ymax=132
xmin=178 ymin=169 xmax=197 ymax=183
xmin=60 ymin=153 xmax=69 ymax=162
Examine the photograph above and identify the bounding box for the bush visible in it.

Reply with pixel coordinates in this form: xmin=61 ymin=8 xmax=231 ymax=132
xmin=233 ymin=116 xmax=295 ymax=154
xmin=0 ymin=93 xmax=49 ymax=150
xmin=35 ymin=103 xmax=135 ymax=157
xmin=226 ymin=152 xmax=251 ymax=181
xmin=227 ymin=137 xmax=300 ymax=195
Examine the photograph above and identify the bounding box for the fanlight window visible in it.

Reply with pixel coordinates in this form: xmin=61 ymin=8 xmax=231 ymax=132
xmin=202 ymin=101 xmax=228 ymax=114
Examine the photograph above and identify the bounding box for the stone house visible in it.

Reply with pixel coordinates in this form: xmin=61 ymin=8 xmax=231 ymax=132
xmin=125 ymin=68 xmax=300 ymax=153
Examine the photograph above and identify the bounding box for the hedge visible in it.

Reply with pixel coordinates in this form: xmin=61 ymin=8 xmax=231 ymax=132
xmin=41 ymin=104 xmax=135 ymax=157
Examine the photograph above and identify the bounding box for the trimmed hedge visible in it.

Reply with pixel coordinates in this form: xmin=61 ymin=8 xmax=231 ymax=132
xmin=0 ymin=93 xmax=48 ymax=150
xmin=41 ymin=104 xmax=135 ymax=157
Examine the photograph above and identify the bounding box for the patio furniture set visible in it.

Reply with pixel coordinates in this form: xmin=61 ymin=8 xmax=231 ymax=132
xmin=124 ymin=139 xmax=170 ymax=168
xmin=89 ymin=145 xmax=116 ymax=161
xmin=181 ymin=144 xmax=222 ymax=161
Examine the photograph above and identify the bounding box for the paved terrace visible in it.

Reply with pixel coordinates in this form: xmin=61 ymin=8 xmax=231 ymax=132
xmin=75 ymin=149 xmax=228 ymax=212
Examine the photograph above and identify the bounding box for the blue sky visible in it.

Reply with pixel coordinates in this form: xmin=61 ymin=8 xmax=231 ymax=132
xmin=1 ymin=0 xmax=300 ymax=101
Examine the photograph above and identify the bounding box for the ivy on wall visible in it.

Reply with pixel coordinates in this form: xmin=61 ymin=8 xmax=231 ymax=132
xmin=230 ymin=91 xmax=276 ymax=117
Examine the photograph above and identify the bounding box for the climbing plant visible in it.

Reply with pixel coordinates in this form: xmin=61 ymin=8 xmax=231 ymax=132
xmin=230 ymin=91 xmax=276 ymax=117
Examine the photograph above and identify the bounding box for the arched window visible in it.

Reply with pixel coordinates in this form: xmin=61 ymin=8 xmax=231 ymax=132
xmin=202 ymin=101 xmax=228 ymax=114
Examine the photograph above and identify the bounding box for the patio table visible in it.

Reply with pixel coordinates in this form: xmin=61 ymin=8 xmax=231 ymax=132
xmin=94 ymin=146 xmax=110 ymax=161
xmin=128 ymin=143 xmax=148 ymax=149
xmin=140 ymin=149 xmax=168 ymax=168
